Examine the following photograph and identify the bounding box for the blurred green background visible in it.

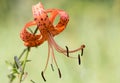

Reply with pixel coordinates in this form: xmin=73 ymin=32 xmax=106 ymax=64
xmin=0 ymin=0 xmax=120 ymax=83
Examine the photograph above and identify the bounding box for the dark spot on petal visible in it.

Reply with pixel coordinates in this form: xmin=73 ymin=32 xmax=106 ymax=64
xmin=41 ymin=18 xmax=43 ymax=21
xmin=43 ymin=23 xmax=46 ymax=26
xmin=34 ymin=18 xmax=37 ymax=21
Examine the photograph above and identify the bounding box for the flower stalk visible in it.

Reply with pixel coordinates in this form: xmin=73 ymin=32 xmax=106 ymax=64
xmin=18 ymin=47 xmax=30 ymax=83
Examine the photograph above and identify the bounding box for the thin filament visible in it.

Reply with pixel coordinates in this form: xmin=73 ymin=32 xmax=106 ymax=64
xmin=50 ymin=46 xmax=61 ymax=78
xmin=48 ymin=40 xmax=59 ymax=68
xmin=48 ymin=36 xmax=62 ymax=78
xmin=43 ymin=42 xmax=51 ymax=73
xmin=41 ymin=43 xmax=51 ymax=82
xmin=48 ymin=32 xmax=85 ymax=57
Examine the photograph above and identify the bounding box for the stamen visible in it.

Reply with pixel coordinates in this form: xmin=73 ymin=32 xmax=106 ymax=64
xmin=47 ymin=32 xmax=85 ymax=79
xmin=41 ymin=43 xmax=51 ymax=79
xmin=41 ymin=71 xmax=46 ymax=82
xmin=48 ymin=32 xmax=85 ymax=56
xmin=81 ymin=49 xmax=83 ymax=56
xmin=58 ymin=68 xmax=61 ymax=78
xmin=65 ymin=46 xmax=69 ymax=57
xmin=51 ymin=64 xmax=54 ymax=71
xmin=48 ymin=36 xmax=62 ymax=79
xmin=81 ymin=44 xmax=85 ymax=56
xmin=78 ymin=54 xmax=81 ymax=65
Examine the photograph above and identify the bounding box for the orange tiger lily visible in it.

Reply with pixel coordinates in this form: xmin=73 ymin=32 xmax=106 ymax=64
xmin=20 ymin=2 xmax=85 ymax=81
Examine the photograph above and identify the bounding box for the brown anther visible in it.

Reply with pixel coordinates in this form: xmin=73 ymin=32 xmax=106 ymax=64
xmin=58 ymin=68 xmax=61 ymax=78
xmin=81 ymin=44 xmax=85 ymax=56
xmin=81 ymin=44 xmax=85 ymax=48
xmin=81 ymin=49 xmax=83 ymax=56
xmin=51 ymin=64 xmax=54 ymax=71
xmin=41 ymin=71 xmax=46 ymax=82
xmin=78 ymin=54 xmax=81 ymax=65
xmin=65 ymin=46 xmax=69 ymax=57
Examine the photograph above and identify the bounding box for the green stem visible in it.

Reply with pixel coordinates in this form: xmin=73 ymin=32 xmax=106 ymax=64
xmin=18 ymin=26 xmax=38 ymax=83
xmin=19 ymin=47 xmax=30 ymax=83
xmin=18 ymin=48 xmax=27 ymax=60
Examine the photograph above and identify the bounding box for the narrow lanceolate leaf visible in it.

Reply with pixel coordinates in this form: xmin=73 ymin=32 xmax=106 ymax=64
xmin=14 ymin=56 xmax=22 ymax=72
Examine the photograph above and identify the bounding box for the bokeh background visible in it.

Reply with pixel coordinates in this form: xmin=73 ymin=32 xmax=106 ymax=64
xmin=0 ymin=0 xmax=120 ymax=83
